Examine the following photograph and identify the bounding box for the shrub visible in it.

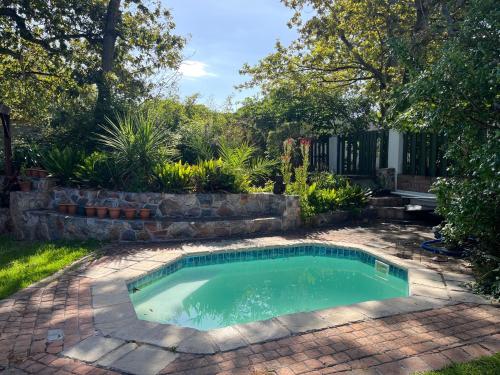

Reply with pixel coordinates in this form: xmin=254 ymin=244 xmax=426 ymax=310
xmin=154 ymin=161 xmax=193 ymax=193
xmin=42 ymin=146 xmax=85 ymax=186
xmin=192 ymin=159 xmax=239 ymax=193
xmin=248 ymin=180 xmax=274 ymax=193
xmin=75 ymin=152 xmax=121 ymax=189
xmin=218 ymin=140 xmax=275 ymax=191
xmin=309 ymin=172 xmax=350 ymax=190
xmin=308 ymin=183 xmax=370 ymax=214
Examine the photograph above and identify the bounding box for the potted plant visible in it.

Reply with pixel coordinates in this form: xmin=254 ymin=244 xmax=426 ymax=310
xmin=25 ymin=168 xmax=36 ymax=177
xmin=96 ymin=207 xmax=108 ymax=219
xmin=37 ymin=169 xmax=49 ymax=178
xmin=108 ymin=207 xmax=121 ymax=219
xmin=123 ymin=207 xmax=136 ymax=220
xmin=66 ymin=203 xmax=78 ymax=215
xmin=19 ymin=177 xmax=31 ymax=192
xmin=58 ymin=203 xmax=68 ymax=214
xmin=85 ymin=206 xmax=97 ymax=217
xmin=139 ymin=208 xmax=151 ymax=220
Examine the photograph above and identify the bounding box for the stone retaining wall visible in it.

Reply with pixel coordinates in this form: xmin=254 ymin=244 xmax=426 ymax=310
xmin=0 ymin=207 xmax=11 ymax=234
xmin=10 ymin=188 xmax=301 ymax=242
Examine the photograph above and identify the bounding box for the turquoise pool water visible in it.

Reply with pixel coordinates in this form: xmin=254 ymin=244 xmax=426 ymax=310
xmin=129 ymin=246 xmax=408 ymax=330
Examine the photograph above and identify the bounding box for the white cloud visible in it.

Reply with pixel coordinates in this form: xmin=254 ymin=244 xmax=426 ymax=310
xmin=179 ymin=60 xmax=217 ymax=78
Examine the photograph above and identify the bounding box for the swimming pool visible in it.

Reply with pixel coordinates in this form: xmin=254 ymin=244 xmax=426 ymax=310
xmin=128 ymin=245 xmax=409 ymax=330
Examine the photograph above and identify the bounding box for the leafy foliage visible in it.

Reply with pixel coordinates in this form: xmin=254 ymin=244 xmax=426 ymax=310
xmin=154 ymin=161 xmax=194 ymax=193
xmin=391 ymin=0 xmax=500 ymax=296
xmin=218 ymin=140 xmax=275 ymax=191
xmin=0 ymin=0 xmax=185 ymax=129
xmin=309 ymin=172 xmax=350 ymax=190
xmin=191 ymin=159 xmax=239 ymax=193
xmin=41 ymin=147 xmax=85 ymax=186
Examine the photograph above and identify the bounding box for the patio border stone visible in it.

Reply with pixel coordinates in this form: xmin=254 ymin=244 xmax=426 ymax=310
xmin=70 ymin=239 xmax=490 ymax=359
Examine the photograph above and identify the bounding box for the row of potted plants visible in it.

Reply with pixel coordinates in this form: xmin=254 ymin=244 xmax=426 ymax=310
xmin=24 ymin=168 xmax=49 ymax=178
xmin=57 ymin=204 xmax=151 ymax=220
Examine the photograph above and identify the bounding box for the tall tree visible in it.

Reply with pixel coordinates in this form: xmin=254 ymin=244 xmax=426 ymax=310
xmin=241 ymin=0 xmax=464 ymax=124
xmin=0 ymin=0 xmax=185 ymax=129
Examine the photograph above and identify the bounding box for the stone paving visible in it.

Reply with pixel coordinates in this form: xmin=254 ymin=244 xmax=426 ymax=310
xmin=0 ymin=222 xmax=499 ymax=375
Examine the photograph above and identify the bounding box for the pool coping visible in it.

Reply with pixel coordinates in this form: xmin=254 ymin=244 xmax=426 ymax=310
xmin=88 ymin=239 xmax=488 ymax=355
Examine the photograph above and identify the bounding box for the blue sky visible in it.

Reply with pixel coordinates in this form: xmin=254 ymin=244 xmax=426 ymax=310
xmin=162 ymin=0 xmax=297 ymax=108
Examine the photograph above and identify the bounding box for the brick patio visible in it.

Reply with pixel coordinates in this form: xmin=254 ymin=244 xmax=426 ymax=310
xmin=1 ymin=223 xmax=499 ymax=375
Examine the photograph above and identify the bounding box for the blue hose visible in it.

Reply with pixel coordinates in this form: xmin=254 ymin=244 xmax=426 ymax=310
xmin=421 ymin=239 xmax=465 ymax=258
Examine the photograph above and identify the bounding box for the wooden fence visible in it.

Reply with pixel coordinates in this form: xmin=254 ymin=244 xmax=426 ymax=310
xmin=336 ymin=130 xmax=388 ymax=176
xmin=310 ymin=137 xmax=330 ymax=171
xmin=402 ymin=133 xmax=447 ymax=177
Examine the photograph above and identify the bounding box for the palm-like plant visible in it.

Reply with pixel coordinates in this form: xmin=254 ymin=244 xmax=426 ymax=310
xmin=42 ymin=146 xmax=85 ymax=186
xmin=218 ymin=140 xmax=276 ymax=191
xmin=96 ymin=108 xmax=180 ymax=191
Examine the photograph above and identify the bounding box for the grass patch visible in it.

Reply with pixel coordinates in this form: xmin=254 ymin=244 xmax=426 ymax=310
xmin=420 ymin=353 xmax=500 ymax=375
xmin=0 ymin=235 xmax=99 ymax=299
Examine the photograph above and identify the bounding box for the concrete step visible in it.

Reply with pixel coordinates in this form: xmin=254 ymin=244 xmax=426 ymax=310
xmin=368 ymin=196 xmax=406 ymax=207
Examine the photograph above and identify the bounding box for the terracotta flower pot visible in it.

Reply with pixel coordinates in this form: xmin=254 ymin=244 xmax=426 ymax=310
xmin=25 ymin=168 xmax=36 ymax=177
xmin=19 ymin=180 xmax=31 ymax=192
xmin=58 ymin=204 xmax=68 ymax=214
xmin=85 ymin=206 xmax=97 ymax=217
xmin=37 ymin=169 xmax=49 ymax=178
xmin=108 ymin=207 xmax=121 ymax=219
xmin=96 ymin=207 xmax=108 ymax=219
xmin=66 ymin=204 xmax=78 ymax=215
xmin=139 ymin=208 xmax=151 ymax=220
xmin=123 ymin=208 xmax=136 ymax=220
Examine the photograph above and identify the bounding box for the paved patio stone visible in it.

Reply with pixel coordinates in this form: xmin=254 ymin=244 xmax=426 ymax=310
xmin=109 ymin=345 xmax=177 ymax=375
xmin=95 ymin=317 xmax=137 ymax=336
xmin=449 ymin=290 xmax=489 ymax=304
xmin=144 ymin=325 xmax=199 ymax=349
xmin=233 ymin=318 xmax=291 ymax=344
xmin=92 ymin=288 xmax=130 ymax=308
xmin=277 ymin=311 xmax=331 ymax=333
xmin=96 ymin=342 xmax=138 ymax=367
xmin=351 ymin=300 xmax=407 ymax=319
xmin=175 ymin=332 xmax=218 ymax=354
xmin=317 ymin=305 xmax=368 ymax=325
xmin=62 ymin=336 xmax=124 ymax=363
xmin=130 ymin=260 xmax=164 ymax=272
xmin=112 ymin=320 xmax=161 ymax=341
xmin=208 ymin=326 xmax=248 ymax=352
xmin=93 ymin=301 xmax=136 ymax=324
xmin=411 ymin=284 xmax=450 ymax=300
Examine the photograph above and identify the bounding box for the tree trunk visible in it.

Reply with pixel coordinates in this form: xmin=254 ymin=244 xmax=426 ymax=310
xmin=94 ymin=0 xmax=121 ymax=128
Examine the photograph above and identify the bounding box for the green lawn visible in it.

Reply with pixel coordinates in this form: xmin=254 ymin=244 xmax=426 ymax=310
xmin=0 ymin=235 xmax=98 ymax=299
xmin=420 ymin=353 xmax=500 ymax=375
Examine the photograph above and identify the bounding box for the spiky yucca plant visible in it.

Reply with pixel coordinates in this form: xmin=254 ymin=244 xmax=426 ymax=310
xmin=96 ymin=108 xmax=180 ymax=191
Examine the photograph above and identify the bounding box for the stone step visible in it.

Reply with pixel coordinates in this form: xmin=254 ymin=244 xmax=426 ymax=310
xmin=368 ymin=196 xmax=406 ymax=207
xmin=26 ymin=210 xmax=284 ymax=242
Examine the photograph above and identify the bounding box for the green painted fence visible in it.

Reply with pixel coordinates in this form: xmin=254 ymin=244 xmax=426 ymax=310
xmin=337 ymin=130 xmax=388 ymax=176
xmin=310 ymin=136 xmax=330 ymax=171
xmin=402 ymin=133 xmax=447 ymax=177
